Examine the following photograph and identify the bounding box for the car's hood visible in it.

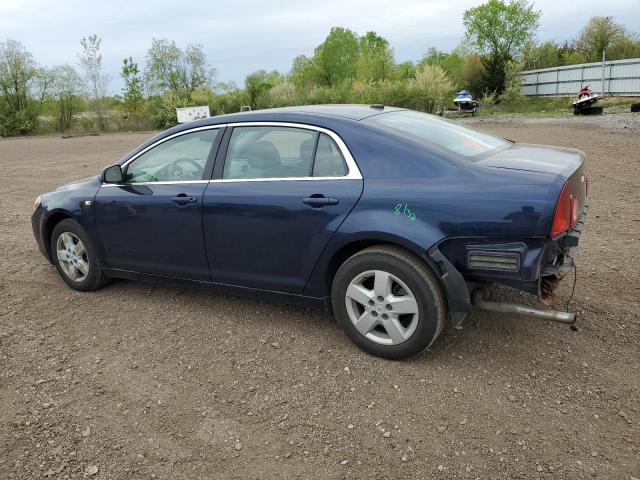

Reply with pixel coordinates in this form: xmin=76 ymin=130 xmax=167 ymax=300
xmin=55 ymin=175 xmax=101 ymax=192
xmin=477 ymin=143 xmax=584 ymax=178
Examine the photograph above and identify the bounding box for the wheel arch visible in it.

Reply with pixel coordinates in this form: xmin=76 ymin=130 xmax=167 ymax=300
xmin=315 ymin=234 xmax=444 ymax=300
xmin=42 ymin=210 xmax=74 ymax=263
xmin=308 ymin=234 xmax=471 ymax=328
xmin=322 ymin=239 xmax=392 ymax=298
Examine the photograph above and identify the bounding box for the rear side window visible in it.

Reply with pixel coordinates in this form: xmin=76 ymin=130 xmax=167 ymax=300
xmin=313 ymin=134 xmax=348 ymax=177
xmin=364 ymin=110 xmax=510 ymax=158
xmin=223 ymin=126 xmax=316 ymax=179
xmin=222 ymin=127 xmax=349 ymax=180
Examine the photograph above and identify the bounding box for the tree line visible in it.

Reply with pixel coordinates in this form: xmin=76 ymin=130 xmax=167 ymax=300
xmin=1 ymin=0 xmax=638 ymax=136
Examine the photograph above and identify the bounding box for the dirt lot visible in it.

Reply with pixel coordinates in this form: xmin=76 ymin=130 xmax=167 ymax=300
xmin=1 ymin=116 xmax=639 ymax=479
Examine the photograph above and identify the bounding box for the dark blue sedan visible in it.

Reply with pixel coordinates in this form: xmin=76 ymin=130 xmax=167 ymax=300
xmin=32 ymin=105 xmax=588 ymax=359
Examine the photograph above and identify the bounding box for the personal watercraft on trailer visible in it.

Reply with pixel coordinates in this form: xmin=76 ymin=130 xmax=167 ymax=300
xmin=453 ymin=90 xmax=479 ymax=115
xmin=573 ymin=86 xmax=599 ymax=114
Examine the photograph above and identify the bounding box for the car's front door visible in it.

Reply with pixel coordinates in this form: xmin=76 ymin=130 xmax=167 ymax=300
xmin=203 ymin=124 xmax=363 ymax=293
xmin=94 ymin=127 xmax=223 ymax=280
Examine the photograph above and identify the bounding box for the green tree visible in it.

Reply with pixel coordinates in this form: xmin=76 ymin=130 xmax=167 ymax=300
xmin=562 ymin=45 xmax=587 ymax=66
xmin=289 ymin=55 xmax=327 ymax=89
xmin=268 ymin=81 xmax=297 ymax=107
xmin=314 ymin=27 xmax=360 ymax=86
xmin=50 ymin=64 xmax=84 ymax=131
xmin=33 ymin=66 xmax=55 ymax=105
xmin=391 ymin=61 xmax=416 ymax=81
xmin=0 ymin=39 xmax=39 ymax=135
xmin=500 ymin=61 xmax=525 ymax=104
xmin=211 ymin=85 xmax=250 ymax=115
xmin=607 ymin=35 xmax=640 ymax=61
xmin=78 ymin=34 xmax=110 ymax=130
xmin=575 ymin=16 xmax=636 ymax=61
xmin=523 ymin=41 xmax=562 ymax=69
xmin=410 ymin=64 xmax=454 ymax=113
xmin=244 ymin=69 xmax=284 ymax=108
xmin=463 ymin=0 xmax=540 ymax=95
xmin=461 ymin=53 xmax=485 ymax=97
xmin=216 ymin=81 xmax=239 ymax=94
xmin=120 ymin=57 xmax=144 ymax=120
xmin=356 ymin=31 xmax=395 ymax=81
xmin=144 ymin=39 xmax=215 ymax=95
xmin=419 ymin=47 xmax=465 ymax=88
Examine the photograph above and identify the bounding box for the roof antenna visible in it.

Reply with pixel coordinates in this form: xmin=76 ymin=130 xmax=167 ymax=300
xmin=370 ymin=104 xmax=384 ymax=110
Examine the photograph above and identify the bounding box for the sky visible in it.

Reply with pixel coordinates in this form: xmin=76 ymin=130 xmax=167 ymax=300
xmin=1 ymin=0 xmax=638 ymax=94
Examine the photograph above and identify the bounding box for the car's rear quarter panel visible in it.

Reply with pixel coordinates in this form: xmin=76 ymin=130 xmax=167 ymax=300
xmin=305 ymin=123 xmax=577 ymax=300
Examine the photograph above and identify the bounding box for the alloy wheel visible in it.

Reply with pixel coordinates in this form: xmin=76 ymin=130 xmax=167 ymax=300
xmin=344 ymin=270 xmax=419 ymax=345
xmin=56 ymin=232 xmax=89 ymax=282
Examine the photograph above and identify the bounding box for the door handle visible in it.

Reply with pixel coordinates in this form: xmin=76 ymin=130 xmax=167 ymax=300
xmin=302 ymin=195 xmax=339 ymax=208
xmin=171 ymin=194 xmax=198 ymax=206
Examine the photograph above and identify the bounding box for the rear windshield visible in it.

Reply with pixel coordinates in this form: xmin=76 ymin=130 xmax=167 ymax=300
xmin=364 ymin=110 xmax=510 ymax=158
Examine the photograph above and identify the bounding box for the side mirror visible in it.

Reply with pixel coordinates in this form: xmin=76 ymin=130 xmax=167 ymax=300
xmin=102 ymin=164 xmax=123 ymax=183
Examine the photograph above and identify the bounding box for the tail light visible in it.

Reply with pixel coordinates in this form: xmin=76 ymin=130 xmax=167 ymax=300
xmin=551 ymin=182 xmax=579 ymax=237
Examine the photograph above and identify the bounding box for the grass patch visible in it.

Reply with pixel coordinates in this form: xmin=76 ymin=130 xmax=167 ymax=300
xmin=477 ymin=96 xmax=640 ymax=118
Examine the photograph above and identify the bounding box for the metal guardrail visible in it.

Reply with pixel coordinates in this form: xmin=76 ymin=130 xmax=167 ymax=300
xmin=520 ymin=58 xmax=640 ymax=97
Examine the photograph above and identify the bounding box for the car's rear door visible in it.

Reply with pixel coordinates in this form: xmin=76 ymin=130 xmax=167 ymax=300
xmin=94 ymin=126 xmax=223 ymax=280
xmin=202 ymin=123 xmax=363 ymax=293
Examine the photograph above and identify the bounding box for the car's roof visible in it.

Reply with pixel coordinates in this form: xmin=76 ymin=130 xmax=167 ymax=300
xmin=246 ymin=104 xmax=406 ymax=120
xmin=120 ymin=105 xmax=409 ymax=164
xmin=198 ymin=104 xmax=407 ymax=124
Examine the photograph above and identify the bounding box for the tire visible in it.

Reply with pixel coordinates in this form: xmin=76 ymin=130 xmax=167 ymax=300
xmin=50 ymin=219 xmax=109 ymax=291
xmin=331 ymin=246 xmax=445 ymax=359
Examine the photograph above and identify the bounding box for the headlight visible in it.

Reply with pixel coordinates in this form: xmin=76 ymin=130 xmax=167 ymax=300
xmin=34 ymin=195 xmax=42 ymax=209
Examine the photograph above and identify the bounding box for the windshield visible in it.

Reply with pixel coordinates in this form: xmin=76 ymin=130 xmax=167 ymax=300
xmin=364 ymin=110 xmax=510 ymax=158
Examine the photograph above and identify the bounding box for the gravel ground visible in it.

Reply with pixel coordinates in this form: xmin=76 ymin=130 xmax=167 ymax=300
xmin=1 ymin=116 xmax=639 ymax=479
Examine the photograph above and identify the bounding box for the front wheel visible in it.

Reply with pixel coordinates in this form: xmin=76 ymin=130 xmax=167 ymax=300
xmin=331 ymin=246 xmax=445 ymax=359
xmin=50 ymin=219 xmax=109 ymax=291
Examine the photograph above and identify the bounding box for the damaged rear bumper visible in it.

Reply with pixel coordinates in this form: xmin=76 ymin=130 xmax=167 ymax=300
xmin=430 ymin=205 xmax=588 ymax=327
xmin=539 ymin=205 xmax=588 ymax=305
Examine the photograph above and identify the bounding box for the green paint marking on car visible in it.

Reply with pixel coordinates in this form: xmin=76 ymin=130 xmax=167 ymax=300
xmin=395 ymin=203 xmax=416 ymax=221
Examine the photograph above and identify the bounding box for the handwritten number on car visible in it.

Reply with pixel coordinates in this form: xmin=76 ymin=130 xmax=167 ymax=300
xmin=395 ymin=203 xmax=416 ymax=221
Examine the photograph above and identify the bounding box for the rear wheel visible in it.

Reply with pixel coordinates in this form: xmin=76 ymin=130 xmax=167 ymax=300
xmin=51 ymin=219 xmax=108 ymax=291
xmin=331 ymin=246 xmax=445 ymax=359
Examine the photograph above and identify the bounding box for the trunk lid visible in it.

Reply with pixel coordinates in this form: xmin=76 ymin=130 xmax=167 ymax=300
xmin=477 ymin=142 xmax=588 ymax=238
xmin=477 ymin=143 xmax=584 ymax=178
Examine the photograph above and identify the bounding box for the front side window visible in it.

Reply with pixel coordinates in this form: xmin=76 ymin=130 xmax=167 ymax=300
xmin=364 ymin=110 xmax=510 ymax=158
xmin=125 ymin=129 xmax=220 ymax=183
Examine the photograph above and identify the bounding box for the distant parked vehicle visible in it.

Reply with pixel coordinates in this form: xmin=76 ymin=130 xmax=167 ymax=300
xmin=32 ymin=105 xmax=588 ymax=359
xmin=453 ymin=90 xmax=479 ymax=115
xmin=573 ymin=86 xmax=600 ymax=115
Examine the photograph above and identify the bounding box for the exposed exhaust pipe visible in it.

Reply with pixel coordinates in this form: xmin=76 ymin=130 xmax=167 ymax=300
xmin=472 ymin=288 xmax=576 ymax=324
